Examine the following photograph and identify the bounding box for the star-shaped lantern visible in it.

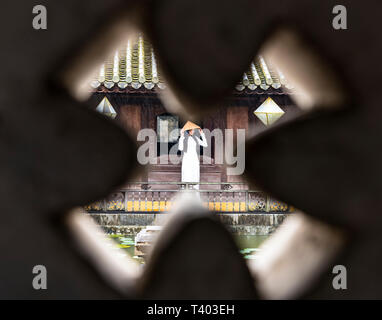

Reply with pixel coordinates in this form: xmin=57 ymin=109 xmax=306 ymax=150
xmin=254 ymin=97 xmax=285 ymax=126
xmin=96 ymin=96 xmax=117 ymax=119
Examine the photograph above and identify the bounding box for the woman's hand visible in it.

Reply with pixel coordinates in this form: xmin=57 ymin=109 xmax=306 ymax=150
xmin=180 ymin=128 xmax=185 ymax=137
xmin=199 ymin=128 xmax=203 ymax=134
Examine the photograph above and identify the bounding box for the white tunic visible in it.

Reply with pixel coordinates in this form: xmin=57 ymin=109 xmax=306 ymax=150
xmin=178 ymin=132 xmax=208 ymax=187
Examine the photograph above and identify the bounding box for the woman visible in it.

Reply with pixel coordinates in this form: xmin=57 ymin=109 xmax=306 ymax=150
xmin=178 ymin=123 xmax=208 ymax=190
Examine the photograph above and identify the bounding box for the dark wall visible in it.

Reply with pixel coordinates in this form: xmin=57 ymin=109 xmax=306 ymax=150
xmin=89 ymin=91 xmax=296 ymax=133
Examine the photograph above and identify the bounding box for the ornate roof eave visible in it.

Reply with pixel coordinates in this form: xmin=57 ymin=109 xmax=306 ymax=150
xmin=91 ymin=35 xmax=294 ymax=95
xmin=91 ymin=84 xmax=294 ymax=97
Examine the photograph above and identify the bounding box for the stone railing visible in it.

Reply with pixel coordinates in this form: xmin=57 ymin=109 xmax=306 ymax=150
xmin=85 ymin=182 xmax=292 ymax=213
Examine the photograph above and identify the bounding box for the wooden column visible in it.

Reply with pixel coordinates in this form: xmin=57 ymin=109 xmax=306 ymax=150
xmin=118 ymin=105 xmax=141 ymax=138
xmin=226 ymin=106 xmax=248 ymax=139
xmin=226 ymin=106 xmax=248 ymax=186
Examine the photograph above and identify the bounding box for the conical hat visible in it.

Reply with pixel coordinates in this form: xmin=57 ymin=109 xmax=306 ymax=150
xmin=182 ymin=121 xmax=200 ymax=131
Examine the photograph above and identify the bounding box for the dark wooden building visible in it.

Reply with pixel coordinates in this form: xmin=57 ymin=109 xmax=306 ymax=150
xmin=86 ymin=35 xmax=296 ymax=213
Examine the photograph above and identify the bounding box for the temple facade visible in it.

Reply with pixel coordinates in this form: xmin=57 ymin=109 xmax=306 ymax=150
xmin=85 ymin=35 xmax=296 ymax=214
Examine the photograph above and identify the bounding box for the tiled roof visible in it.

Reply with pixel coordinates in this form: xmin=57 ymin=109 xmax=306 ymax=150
xmin=90 ymin=35 xmax=294 ymax=93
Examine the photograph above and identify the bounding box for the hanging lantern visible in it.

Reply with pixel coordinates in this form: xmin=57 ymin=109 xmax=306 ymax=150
xmin=96 ymin=96 xmax=117 ymax=119
xmin=254 ymin=97 xmax=285 ymax=126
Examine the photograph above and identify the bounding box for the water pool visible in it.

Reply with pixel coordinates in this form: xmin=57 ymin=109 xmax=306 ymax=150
xmin=109 ymin=233 xmax=269 ymax=264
